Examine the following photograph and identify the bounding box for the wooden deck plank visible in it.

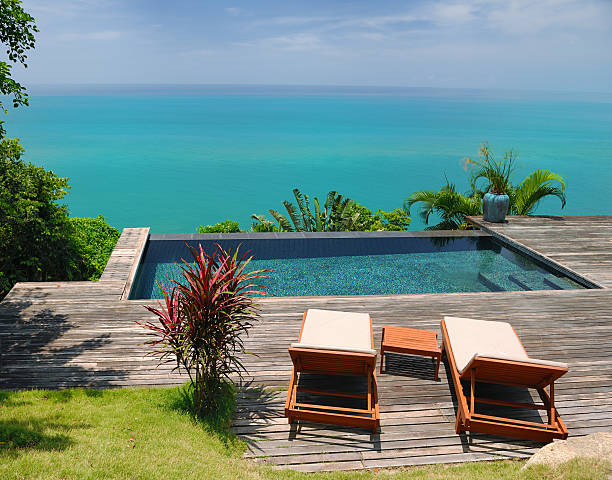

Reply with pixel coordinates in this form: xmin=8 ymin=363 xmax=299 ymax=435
xmin=1 ymin=218 xmax=611 ymax=471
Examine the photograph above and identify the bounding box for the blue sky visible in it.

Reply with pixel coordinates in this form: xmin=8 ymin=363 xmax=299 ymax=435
xmin=18 ymin=0 xmax=612 ymax=91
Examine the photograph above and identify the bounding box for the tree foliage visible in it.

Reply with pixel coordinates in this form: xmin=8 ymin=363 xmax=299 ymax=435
xmin=0 ymin=138 xmax=75 ymax=295
xmin=69 ymin=215 xmax=120 ymax=281
xmin=407 ymin=144 xmax=567 ymax=230
xmin=0 ymin=0 xmax=38 ymax=137
xmin=0 ymin=138 xmax=119 ymax=297
xmin=197 ymin=220 xmax=242 ymax=233
xmin=405 ymin=182 xmax=483 ymax=230
xmin=343 ymin=201 xmax=411 ymax=231
xmin=250 ymin=214 xmax=280 ymax=232
xmin=252 ymin=188 xmax=410 ymax=232
xmin=141 ymin=244 xmax=265 ymax=417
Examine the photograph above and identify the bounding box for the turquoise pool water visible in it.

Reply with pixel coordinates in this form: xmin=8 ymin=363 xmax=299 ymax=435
xmin=130 ymin=235 xmax=584 ymax=299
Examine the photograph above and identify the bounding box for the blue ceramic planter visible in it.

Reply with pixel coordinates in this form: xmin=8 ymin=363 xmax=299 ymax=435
xmin=483 ymin=193 xmax=509 ymax=222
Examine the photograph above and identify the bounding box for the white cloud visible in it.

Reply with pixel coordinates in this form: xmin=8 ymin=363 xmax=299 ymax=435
xmin=358 ymin=32 xmax=387 ymax=41
xmin=27 ymin=0 xmax=117 ymax=18
xmin=180 ymin=48 xmax=218 ymax=57
xmin=480 ymin=0 xmax=611 ymax=34
xmin=59 ymin=30 xmax=122 ymax=41
xmin=235 ymin=33 xmax=337 ymax=53
xmin=225 ymin=7 xmax=243 ymax=17
xmin=432 ymin=2 xmax=476 ymax=24
xmin=20 ymin=0 xmax=612 ymax=91
xmin=248 ymin=16 xmax=336 ymax=27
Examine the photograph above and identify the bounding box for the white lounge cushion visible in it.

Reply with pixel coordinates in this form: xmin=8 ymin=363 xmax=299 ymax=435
xmin=443 ymin=316 xmax=568 ymax=374
xmin=291 ymin=309 xmax=376 ymax=355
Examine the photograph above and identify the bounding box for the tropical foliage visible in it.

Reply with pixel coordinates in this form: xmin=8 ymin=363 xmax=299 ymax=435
xmin=250 ymin=215 xmax=280 ymax=232
xmin=0 ymin=137 xmax=119 ymax=298
xmin=0 ymin=138 xmax=75 ymax=296
xmin=407 ymin=144 xmax=567 ymax=229
xmin=343 ymin=202 xmax=412 ymax=231
xmin=197 ymin=220 xmax=242 ymax=233
xmin=252 ymin=188 xmax=411 ymax=232
xmin=464 ymin=142 xmax=517 ymax=194
xmin=252 ymin=188 xmax=358 ymax=232
xmin=508 ymin=169 xmax=566 ymax=215
xmin=0 ymin=0 xmax=38 ymax=138
xmin=405 ymin=182 xmax=482 ymax=230
xmin=69 ymin=215 xmax=121 ymax=280
xmin=141 ymin=244 xmax=265 ymax=417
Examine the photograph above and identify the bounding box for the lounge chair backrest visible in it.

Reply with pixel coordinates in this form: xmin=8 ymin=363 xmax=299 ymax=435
xmin=288 ymin=347 xmax=376 ymax=376
xmin=459 ymin=356 xmax=568 ymax=386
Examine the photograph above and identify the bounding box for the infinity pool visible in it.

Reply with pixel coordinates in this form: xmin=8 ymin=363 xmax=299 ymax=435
xmin=129 ymin=233 xmax=585 ymax=299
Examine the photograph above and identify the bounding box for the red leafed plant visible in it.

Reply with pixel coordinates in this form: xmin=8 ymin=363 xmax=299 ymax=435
xmin=140 ymin=243 xmax=266 ymax=417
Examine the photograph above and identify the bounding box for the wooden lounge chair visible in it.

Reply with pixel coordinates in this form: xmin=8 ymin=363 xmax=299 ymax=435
xmin=285 ymin=309 xmax=380 ymax=433
xmin=441 ymin=316 xmax=568 ymax=442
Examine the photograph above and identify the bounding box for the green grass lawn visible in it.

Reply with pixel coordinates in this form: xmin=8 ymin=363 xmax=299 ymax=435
xmin=0 ymin=386 xmax=608 ymax=480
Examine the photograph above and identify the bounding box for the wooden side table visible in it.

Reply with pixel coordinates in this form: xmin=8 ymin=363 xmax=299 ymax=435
xmin=380 ymin=326 xmax=442 ymax=381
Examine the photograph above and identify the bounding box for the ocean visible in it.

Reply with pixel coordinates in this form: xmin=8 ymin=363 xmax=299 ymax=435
xmin=6 ymin=85 xmax=612 ymax=232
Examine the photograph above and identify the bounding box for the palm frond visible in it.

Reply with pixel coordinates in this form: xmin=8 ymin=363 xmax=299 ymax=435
xmin=251 ymin=213 xmax=276 ymax=232
xmin=268 ymin=209 xmax=293 ymax=232
xmin=322 ymin=191 xmax=336 ymax=230
xmin=313 ymin=197 xmax=323 ymax=232
xmin=512 ymin=169 xmax=566 ymax=215
xmin=303 ymin=194 xmax=314 ymax=232
xmin=292 ymin=188 xmax=312 ymax=231
xmin=282 ymin=200 xmax=304 ymax=231
xmin=405 ymin=182 xmax=482 ymax=230
xmin=404 ymin=190 xmax=438 ymax=224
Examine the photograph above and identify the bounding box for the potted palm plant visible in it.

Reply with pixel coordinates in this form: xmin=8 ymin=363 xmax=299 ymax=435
xmin=464 ymin=142 xmax=515 ymax=223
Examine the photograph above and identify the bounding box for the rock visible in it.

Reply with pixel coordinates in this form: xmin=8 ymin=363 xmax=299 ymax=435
xmin=524 ymin=432 xmax=612 ymax=469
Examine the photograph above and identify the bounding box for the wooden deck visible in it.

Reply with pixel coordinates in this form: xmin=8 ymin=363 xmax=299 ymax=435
xmin=1 ymin=216 xmax=611 ymax=472
xmin=467 ymin=215 xmax=612 ymax=288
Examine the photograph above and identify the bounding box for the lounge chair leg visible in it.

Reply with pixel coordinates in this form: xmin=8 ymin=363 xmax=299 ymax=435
xmin=470 ymin=368 xmax=476 ymax=415
xmin=548 ymin=381 xmax=556 ymax=427
xmin=455 ymin=412 xmax=464 ymax=433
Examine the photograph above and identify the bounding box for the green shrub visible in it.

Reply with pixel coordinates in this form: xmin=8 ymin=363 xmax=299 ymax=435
xmin=252 ymin=189 xmax=352 ymax=232
xmin=0 ymin=138 xmax=120 ymax=298
xmin=373 ymin=208 xmax=412 ymax=231
xmin=344 ymin=201 xmax=411 ymax=231
xmin=69 ymin=215 xmax=120 ymax=281
xmin=0 ymin=138 xmax=77 ymax=297
xmin=251 ymin=219 xmax=280 ymax=232
xmin=197 ymin=220 xmax=242 ymax=233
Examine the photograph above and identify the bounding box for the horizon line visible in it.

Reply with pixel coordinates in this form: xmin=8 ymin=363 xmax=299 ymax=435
xmin=22 ymin=83 xmax=612 ymax=98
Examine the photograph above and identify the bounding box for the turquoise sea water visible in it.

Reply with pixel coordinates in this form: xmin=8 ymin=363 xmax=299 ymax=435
xmin=6 ymin=85 xmax=612 ymax=232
